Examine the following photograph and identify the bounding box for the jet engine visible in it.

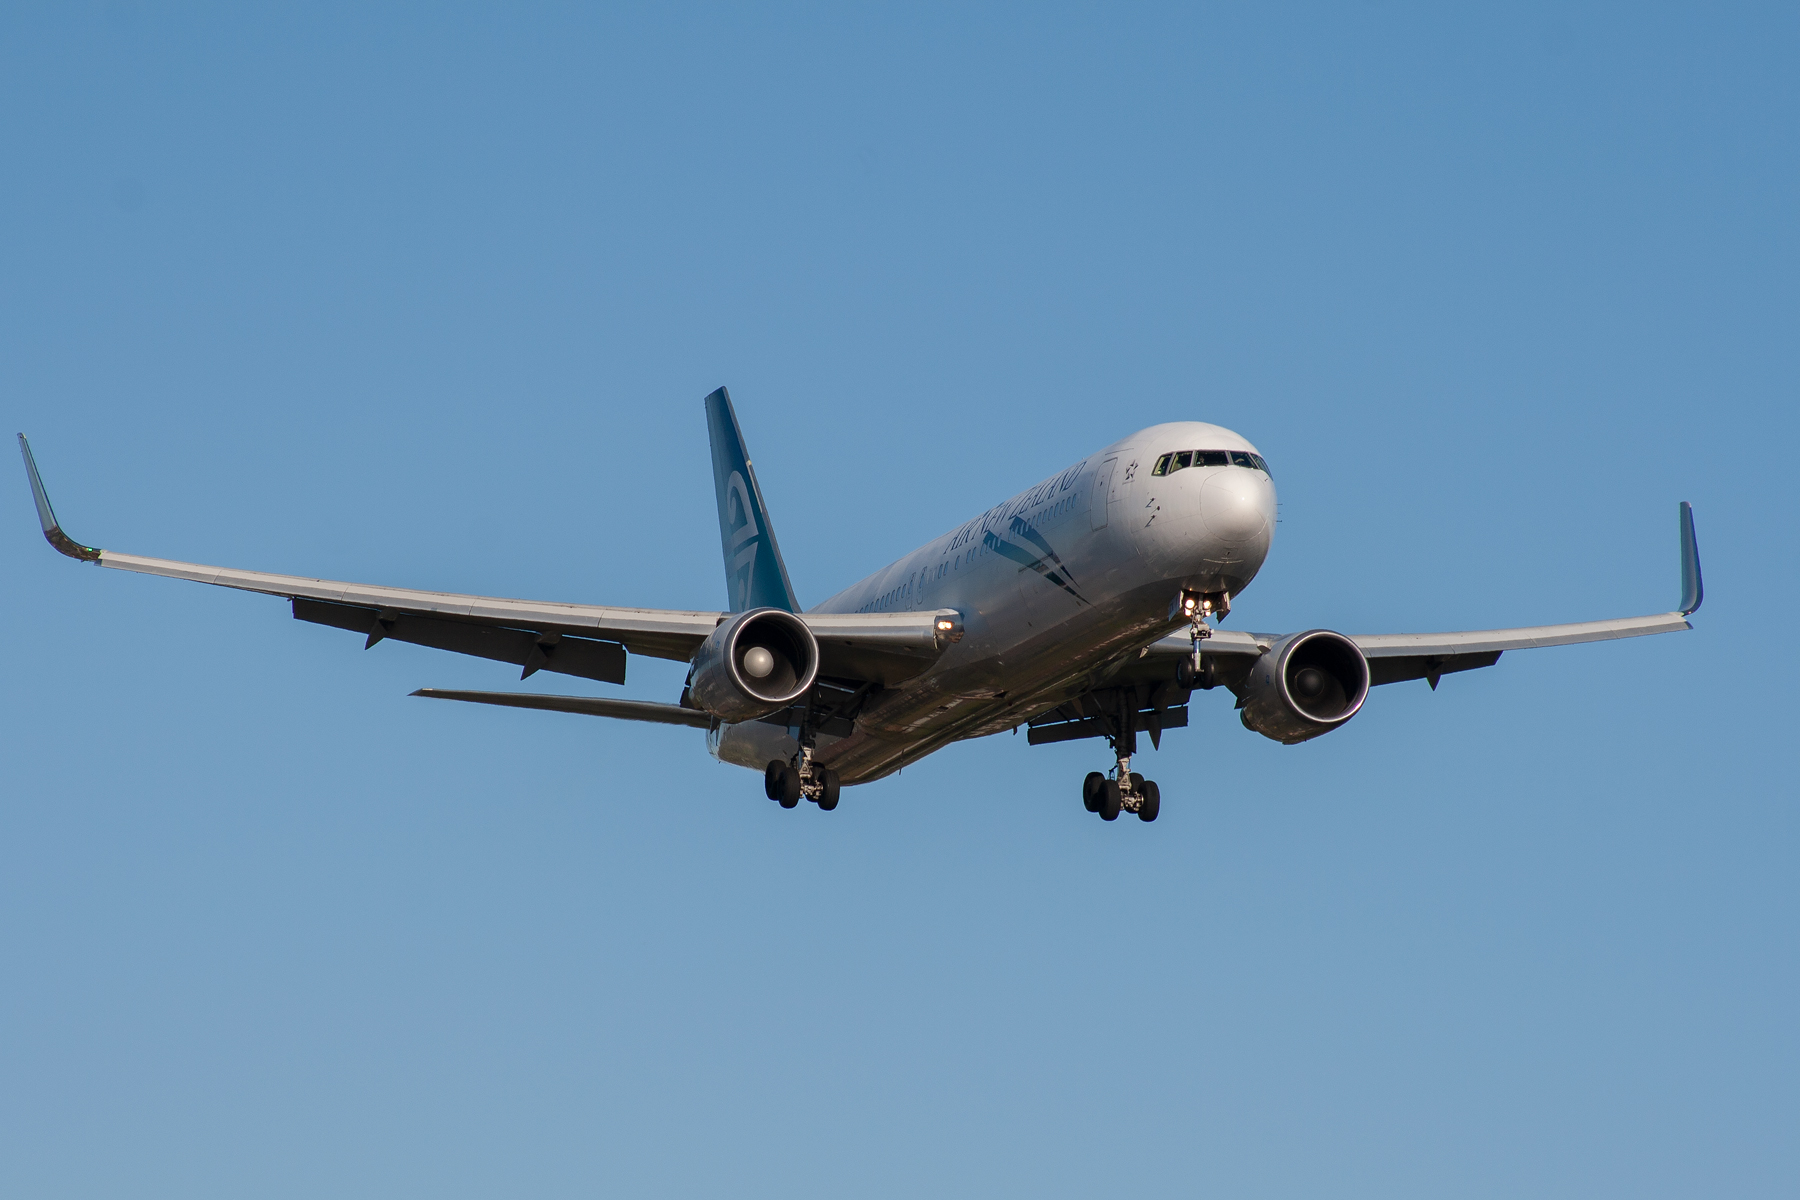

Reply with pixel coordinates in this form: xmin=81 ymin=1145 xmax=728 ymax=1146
xmin=1236 ymin=629 xmax=1370 ymax=744
xmin=687 ymin=607 xmax=820 ymax=723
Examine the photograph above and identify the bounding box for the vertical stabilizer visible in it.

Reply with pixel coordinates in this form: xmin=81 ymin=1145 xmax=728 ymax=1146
xmin=704 ymin=388 xmax=799 ymax=613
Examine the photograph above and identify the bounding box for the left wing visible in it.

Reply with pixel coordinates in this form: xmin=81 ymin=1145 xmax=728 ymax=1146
xmin=18 ymin=435 xmax=952 ymax=686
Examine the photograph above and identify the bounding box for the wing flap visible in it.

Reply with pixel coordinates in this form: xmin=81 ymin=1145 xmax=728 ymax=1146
xmin=1366 ymin=649 xmax=1502 ymax=688
xmin=295 ymin=599 xmax=628 ymax=684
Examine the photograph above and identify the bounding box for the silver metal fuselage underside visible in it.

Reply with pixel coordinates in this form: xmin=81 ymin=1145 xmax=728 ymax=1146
xmin=713 ymin=422 xmax=1277 ymax=784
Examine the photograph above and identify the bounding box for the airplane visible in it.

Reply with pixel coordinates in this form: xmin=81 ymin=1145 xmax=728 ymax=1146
xmin=18 ymin=387 xmax=1703 ymax=822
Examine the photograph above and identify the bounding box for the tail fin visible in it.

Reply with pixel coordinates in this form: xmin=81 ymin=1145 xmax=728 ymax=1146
xmin=704 ymin=387 xmax=799 ymax=613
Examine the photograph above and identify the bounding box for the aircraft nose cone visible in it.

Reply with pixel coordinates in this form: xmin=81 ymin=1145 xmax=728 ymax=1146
xmin=1201 ymin=471 xmax=1273 ymax=545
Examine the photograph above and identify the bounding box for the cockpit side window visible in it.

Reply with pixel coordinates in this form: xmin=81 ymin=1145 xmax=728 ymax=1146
xmin=1248 ymin=452 xmax=1272 ymax=476
xmin=1152 ymin=453 xmax=1173 ymax=476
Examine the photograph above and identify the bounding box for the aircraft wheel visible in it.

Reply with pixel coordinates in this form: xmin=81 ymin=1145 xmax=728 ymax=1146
xmin=817 ymin=768 xmax=841 ymax=811
xmin=765 ymin=760 xmax=785 ymax=801
xmin=1129 ymin=772 xmax=1145 ymax=795
xmin=1082 ymin=771 xmax=1106 ymax=813
xmin=777 ymin=766 xmax=802 ymax=808
xmin=1098 ymin=780 xmax=1122 ymax=821
xmin=1138 ymin=780 xmax=1161 ymax=823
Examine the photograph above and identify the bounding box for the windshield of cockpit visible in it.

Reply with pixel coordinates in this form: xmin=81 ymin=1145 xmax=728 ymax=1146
xmin=1151 ymin=449 xmax=1271 ymax=477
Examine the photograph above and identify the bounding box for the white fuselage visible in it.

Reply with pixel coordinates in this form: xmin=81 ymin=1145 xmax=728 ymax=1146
xmin=713 ymin=422 xmax=1278 ymax=783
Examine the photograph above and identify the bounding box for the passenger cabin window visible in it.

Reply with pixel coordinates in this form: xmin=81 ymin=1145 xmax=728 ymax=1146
xmin=1151 ymin=448 xmax=1271 ymax=476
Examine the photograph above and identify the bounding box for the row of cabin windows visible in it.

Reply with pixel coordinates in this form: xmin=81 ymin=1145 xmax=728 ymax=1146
xmin=1151 ymin=449 xmax=1272 ymax=477
xmin=859 ymin=577 xmax=914 ymax=613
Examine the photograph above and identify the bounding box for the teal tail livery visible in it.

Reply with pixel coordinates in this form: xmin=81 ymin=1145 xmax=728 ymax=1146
xmin=705 ymin=387 xmax=799 ymax=613
xmin=18 ymin=394 xmax=1703 ymax=821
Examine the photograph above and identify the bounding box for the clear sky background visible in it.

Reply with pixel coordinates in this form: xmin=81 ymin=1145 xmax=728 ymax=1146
xmin=2 ymin=4 xmax=1795 ymax=1197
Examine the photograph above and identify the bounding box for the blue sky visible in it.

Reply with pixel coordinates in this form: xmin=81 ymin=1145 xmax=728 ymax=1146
xmin=2 ymin=4 xmax=1795 ymax=1197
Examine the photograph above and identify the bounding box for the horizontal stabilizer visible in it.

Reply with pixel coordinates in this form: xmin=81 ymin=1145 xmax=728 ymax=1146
xmin=411 ymin=688 xmax=713 ymax=728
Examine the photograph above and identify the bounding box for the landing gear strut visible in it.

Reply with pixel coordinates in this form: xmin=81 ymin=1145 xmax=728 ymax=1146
xmin=1175 ymin=588 xmax=1228 ymax=689
xmin=759 ymin=683 xmax=871 ymax=812
xmin=1080 ymin=688 xmax=1164 ymax=823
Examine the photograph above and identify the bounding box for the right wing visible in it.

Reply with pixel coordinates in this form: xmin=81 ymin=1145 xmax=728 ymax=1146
xmin=1131 ymin=501 xmax=1702 ymax=689
xmin=19 ymin=435 xmax=954 ymax=687
xmin=1032 ymin=503 xmax=1702 ymax=745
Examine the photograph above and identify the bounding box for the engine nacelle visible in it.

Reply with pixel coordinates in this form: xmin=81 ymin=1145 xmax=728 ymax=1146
xmin=1237 ymin=629 xmax=1370 ymax=744
xmin=687 ymin=608 xmax=820 ymax=723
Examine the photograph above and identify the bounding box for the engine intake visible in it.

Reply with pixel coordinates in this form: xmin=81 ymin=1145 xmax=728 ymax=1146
xmin=1237 ymin=629 xmax=1370 ymax=744
xmin=687 ymin=608 xmax=820 ymax=723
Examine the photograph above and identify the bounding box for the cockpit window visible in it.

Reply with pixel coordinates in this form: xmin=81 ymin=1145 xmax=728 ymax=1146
xmin=1152 ymin=448 xmax=1270 ymax=477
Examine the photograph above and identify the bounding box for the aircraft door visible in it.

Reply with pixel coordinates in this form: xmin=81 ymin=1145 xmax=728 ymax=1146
xmin=1090 ymin=457 xmax=1118 ymax=531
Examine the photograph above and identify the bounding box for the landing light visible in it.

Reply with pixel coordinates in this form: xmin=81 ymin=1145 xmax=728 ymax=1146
xmin=1174 ymin=589 xmax=1232 ymax=621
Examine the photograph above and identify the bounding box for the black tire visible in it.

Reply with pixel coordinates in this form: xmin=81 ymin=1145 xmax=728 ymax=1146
xmin=1176 ymin=657 xmax=1196 ymax=689
xmin=1082 ymin=771 xmax=1106 ymax=813
xmin=1099 ymin=780 xmax=1122 ymax=821
xmin=1129 ymin=772 xmax=1145 ymax=794
xmin=1138 ymin=780 xmax=1160 ymax=822
xmin=777 ymin=766 xmax=802 ymax=808
xmin=817 ymin=768 xmax=841 ymax=811
xmin=765 ymin=760 xmax=785 ymax=801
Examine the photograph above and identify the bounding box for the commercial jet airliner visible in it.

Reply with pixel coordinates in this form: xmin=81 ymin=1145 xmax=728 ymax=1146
xmin=19 ymin=388 xmax=1702 ymax=822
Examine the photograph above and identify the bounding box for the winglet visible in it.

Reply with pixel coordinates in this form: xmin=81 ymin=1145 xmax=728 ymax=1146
xmin=1678 ymin=501 xmax=1703 ymax=616
xmin=17 ymin=435 xmax=102 ymax=562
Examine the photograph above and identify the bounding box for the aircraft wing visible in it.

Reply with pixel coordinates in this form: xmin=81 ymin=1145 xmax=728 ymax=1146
xmin=1137 ymin=609 xmax=1692 ymax=689
xmin=1135 ymin=501 xmax=1703 ymax=689
xmin=18 ymin=436 xmax=952 ymax=686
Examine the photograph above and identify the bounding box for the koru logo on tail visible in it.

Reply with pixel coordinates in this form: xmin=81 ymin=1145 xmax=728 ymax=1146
xmin=725 ymin=470 xmax=759 ymax=606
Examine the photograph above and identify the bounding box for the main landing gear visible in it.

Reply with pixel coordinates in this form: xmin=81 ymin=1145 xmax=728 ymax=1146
xmin=1082 ymin=753 xmax=1161 ymax=823
xmin=758 ymin=684 xmax=870 ymax=812
xmin=1079 ymin=590 xmax=1227 ymax=823
xmin=764 ymin=750 xmax=841 ymax=811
